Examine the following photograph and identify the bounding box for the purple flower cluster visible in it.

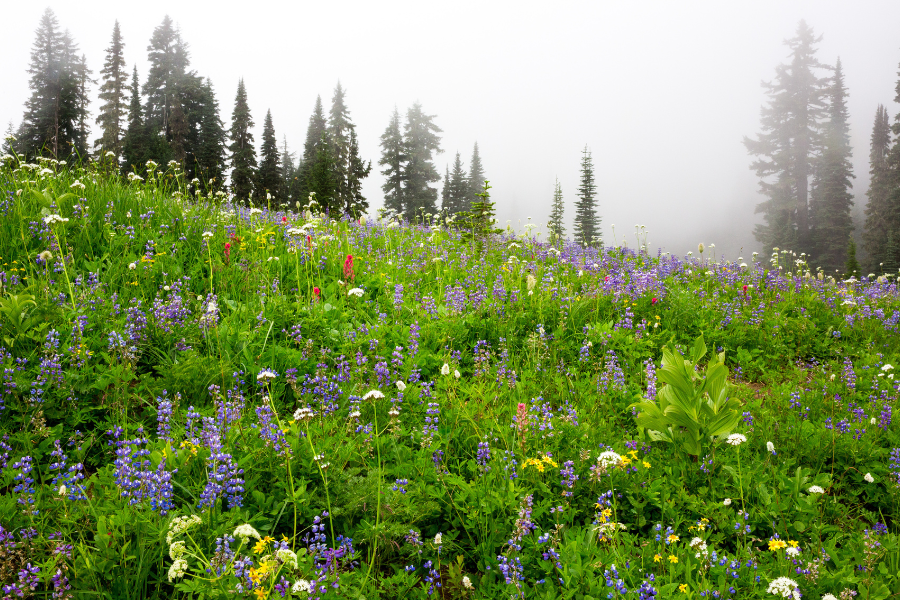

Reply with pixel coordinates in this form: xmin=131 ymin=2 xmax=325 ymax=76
xmin=107 ymin=427 xmax=176 ymax=514
xmin=253 ymin=402 xmax=292 ymax=457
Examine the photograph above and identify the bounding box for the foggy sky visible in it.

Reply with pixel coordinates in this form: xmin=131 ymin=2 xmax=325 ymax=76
xmin=2 ymin=0 xmax=899 ymax=260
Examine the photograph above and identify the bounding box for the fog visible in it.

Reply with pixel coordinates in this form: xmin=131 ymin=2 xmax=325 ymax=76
xmin=2 ymin=0 xmax=899 ymax=260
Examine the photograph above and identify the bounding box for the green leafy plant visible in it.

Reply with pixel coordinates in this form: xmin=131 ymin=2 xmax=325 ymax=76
xmin=631 ymin=334 xmax=742 ymax=456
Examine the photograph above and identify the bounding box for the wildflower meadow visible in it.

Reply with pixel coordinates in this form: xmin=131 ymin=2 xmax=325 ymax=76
xmin=1 ymin=155 xmax=899 ymax=599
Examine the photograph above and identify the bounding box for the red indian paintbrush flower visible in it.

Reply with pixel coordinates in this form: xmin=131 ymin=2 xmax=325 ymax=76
xmin=343 ymin=254 xmax=355 ymax=282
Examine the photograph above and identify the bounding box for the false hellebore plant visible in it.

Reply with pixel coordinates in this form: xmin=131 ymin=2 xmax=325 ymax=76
xmin=630 ymin=334 xmax=741 ymax=457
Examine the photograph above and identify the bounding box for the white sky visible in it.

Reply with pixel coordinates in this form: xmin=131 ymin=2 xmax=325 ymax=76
xmin=2 ymin=0 xmax=899 ymax=259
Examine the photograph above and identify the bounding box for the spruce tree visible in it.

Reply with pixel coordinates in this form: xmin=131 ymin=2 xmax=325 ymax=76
xmin=809 ymin=57 xmax=854 ymax=272
xmin=256 ymin=109 xmax=283 ymax=202
xmin=467 ymin=142 xmax=485 ymax=207
xmin=402 ymin=102 xmax=443 ymax=220
xmin=446 ymin=151 xmax=469 ymax=214
xmin=863 ymin=104 xmax=893 ymax=269
xmin=307 ymin=133 xmax=337 ymax=209
xmin=195 ymin=78 xmax=227 ymax=190
xmin=280 ymin=136 xmax=297 ymax=203
xmin=328 ymin=82 xmax=353 ymax=208
xmin=548 ymin=177 xmax=565 ymax=243
xmin=883 ymin=59 xmax=900 ymax=270
xmin=144 ymin=17 xmax=188 ymax=137
xmin=573 ymin=145 xmax=600 ymax=247
xmin=297 ymin=96 xmax=327 ymax=203
xmin=845 ymin=238 xmax=861 ymax=278
xmin=466 ymin=180 xmax=502 ymax=242
xmin=17 ymin=9 xmax=88 ymax=161
xmin=227 ymin=79 xmax=256 ymax=202
xmin=95 ymin=20 xmax=128 ymax=157
xmin=379 ymin=106 xmax=405 ymax=216
xmin=744 ymin=20 xmax=829 ymax=255
xmin=441 ymin=165 xmax=451 ymax=212
xmin=122 ymin=66 xmax=149 ymax=173
xmin=345 ymin=128 xmax=371 ymax=216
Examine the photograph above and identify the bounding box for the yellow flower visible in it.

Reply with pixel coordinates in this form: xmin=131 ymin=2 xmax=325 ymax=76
xmin=254 ymin=589 xmax=267 ymax=599
xmin=668 ymin=555 xmax=679 ymax=564
xmin=653 ymin=554 xmax=662 ymax=563
xmin=602 ymin=508 xmax=613 ymax=519
xmin=541 ymin=454 xmax=558 ymax=468
xmin=667 ymin=534 xmax=679 ymax=544
xmin=253 ymin=539 xmax=267 ymax=554
xmin=768 ymin=539 xmax=787 ymax=551
xmin=679 ymin=584 xmax=689 ymax=593
xmin=248 ymin=567 xmax=261 ymax=584
xmin=788 ymin=540 xmax=798 ymax=547
xmin=642 ymin=461 xmax=651 ymax=468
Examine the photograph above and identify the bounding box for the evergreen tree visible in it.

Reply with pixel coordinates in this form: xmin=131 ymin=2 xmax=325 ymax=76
xmin=863 ymin=104 xmax=893 ymax=269
xmin=809 ymin=57 xmax=854 ymax=272
xmin=72 ymin=52 xmax=93 ymax=157
xmin=122 ymin=66 xmax=149 ymax=173
xmin=573 ymin=145 xmax=600 ymax=247
xmin=256 ymin=109 xmax=283 ymax=202
xmin=744 ymin=20 xmax=829 ymax=255
xmin=143 ymin=17 xmax=188 ymax=137
xmin=441 ymin=165 xmax=451 ymax=212
xmin=883 ymin=231 xmax=899 ymax=274
xmin=548 ymin=177 xmax=565 ymax=243
xmin=402 ymin=102 xmax=443 ymax=220
xmin=194 ymin=78 xmax=227 ymax=190
xmin=845 ymin=238 xmax=861 ymax=278
xmin=345 ymin=128 xmax=371 ymax=216
xmin=328 ymin=82 xmax=352 ymax=207
xmin=467 ymin=142 xmax=485 ymax=207
xmin=297 ymin=96 xmax=327 ymax=203
xmin=883 ymin=59 xmax=900 ymax=271
xmin=379 ymin=106 xmax=405 ymax=216
xmin=95 ymin=20 xmax=128 ymax=157
xmin=466 ymin=180 xmax=502 ymax=243
xmin=17 ymin=9 xmax=88 ymax=161
xmin=280 ymin=136 xmax=297 ymax=203
xmin=227 ymin=79 xmax=256 ymax=202
xmin=306 ymin=133 xmax=337 ymax=208
xmin=445 ymin=151 xmax=469 ymax=214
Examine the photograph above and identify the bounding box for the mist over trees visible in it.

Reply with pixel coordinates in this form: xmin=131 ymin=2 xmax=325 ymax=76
xmin=9 ymin=10 xmax=900 ymax=267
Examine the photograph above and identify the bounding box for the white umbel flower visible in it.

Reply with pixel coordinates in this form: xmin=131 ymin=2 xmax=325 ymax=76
xmin=277 ymin=548 xmax=298 ymax=570
xmin=395 ymin=381 xmax=407 ymax=392
xmin=441 ymin=363 xmax=450 ymax=376
xmin=168 ymin=558 xmax=188 ymax=582
xmin=807 ymin=485 xmax=825 ymax=494
xmin=766 ymin=576 xmax=800 ymax=598
xmin=292 ymin=579 xmax=312 ymax=593
xmin=767 ymin=441 xmax=775 ymax=454
xmin=348 ymin=288 xmax=364 ymax=297
xmin=44 ymin=214 xmax=69 ymax=225
xmin=256 ymin=369 xmax=277 ymax=383
xmin=363 ymin=389 xmax=385 ymax=400
xmin=233 ymin=524 xmax=261 ymax=540
xmin=726 ymin=433 xmax=747 ymax=446
xmin=597 ymin=451 xmax=622 ymax=472
xmin=462 ymin=575 xmax=473 ymax=589
xmin=723 ymin=498 xmax=732 ymax=506
xmin=864 ymin=472 xmax=875 ymax=483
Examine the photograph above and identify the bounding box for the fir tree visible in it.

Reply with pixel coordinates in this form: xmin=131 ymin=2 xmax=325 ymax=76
xmin=441 ymin=165 xmax=451 ymax=212
xmin=883 ymin=231 xmax=899 ymax=274
xmin=744 ymin=20 xmax=829 ymax=255
xmin=306 ymin=133 xmax=337 ymax=209
xmin=573 ymin=145 xmax=600 ymax=247
xmin=467 ymin=142 xmax=485 ymax=207
xmin=883 ymin=59 xmax=900 ymax=270
xmin=143 ymin=16 xmax=189 ymax=137
xmin=809 ymin=57 xmax=854 ymax=272
xmin=227 ymin=79 xmax=256 ymax=202
xmin=548 ymin=177 xmax=565 ymax=243
xmin=845 ymin=238 xmax=861 ymax=278
xmin=328 ymin=82 xmax=353 ymax=208
xmin=72 ymin=52 xmax=93 ymax=157
xmin=280 ymin=136 xmax=297 ymax=203
xmin=863 ymin=104 xmax=893 ymax=269
xmin=402 ymin=102 xmax=443 ymax=220
xmin=297 ymin=96 xmax=327 ymax=203
xmin=194 ymin=78 xmax=227 ymax=191
xmin=17 ymin=10 xmax=88 ymax=161
xmin=256 ymin=109 xmax=282 ymax=202
xmin=446 ymin=152 xmax=469 ymax=214
xmin=379 ymin=106 xmax=405 ymax=216
xmin=345 ymin=128 xmax=371 ymax=216
xmin=95 ymin=20 xmax=128 ymax=157
xmin=466 ymin=180 xmax=501 ymax=243
xmin=122 ymin=66 xmax=149 ymax=173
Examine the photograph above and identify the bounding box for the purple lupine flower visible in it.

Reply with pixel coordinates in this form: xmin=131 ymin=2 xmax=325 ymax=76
xmin=157 ymin=390 xmax=174 ymax=442
xmin=560 ymin=460 xmax=578 ymax=497
xmin=476 ymin=439 xmax=491 ymax=474
xmin=254 ymin=401 xmax=292 ymax=457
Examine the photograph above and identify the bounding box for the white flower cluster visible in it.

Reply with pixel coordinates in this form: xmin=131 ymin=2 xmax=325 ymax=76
xmin=169 ymin=540 xmax=186 ymax=560
xmin=597 ymin=450 xmax=622 ymax=472
xmin=726 ymin=433 xmax=747 ymax=446
xmin=766 ymin=576 xmax=800 ymax=598
xmin=395 ymin=381 xmax=407 ymax=392
xmin=277 ymin=547 xmax=298 ymax=570
xmin=807 ymin=485 xmax=825 ymax=494
xmin=293 ymin=406 xmax=315 ymax=421
xmin=363 ymin=389 xmax=385 ymax=400
xmin=233 ymin=523 xmax=261 ymax=540
xmin=166 ymin=514 xmax=202 ymax=545
xmin=292 ymin=579 xmax=312 ymax=593
xmin=256 ymin=369 xmax=277 ymax=383
xmin=348 ymin=287 xmax=364 ymax=297
xmin=43 ymin=214 xmax=69 ymax=225
xmin=168 ymin=558 xmax=188 ymax=582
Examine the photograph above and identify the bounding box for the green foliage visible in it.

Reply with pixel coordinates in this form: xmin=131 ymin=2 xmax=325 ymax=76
xmin=573 ymin=145 xmax=599 ymax=247
xmin=631 ymin=334 xmax=741 ymax=456
xmin=845 ymin=238 xmax=861 ymax=278
xmin=227 ymin=79 xmax=256 ymax=202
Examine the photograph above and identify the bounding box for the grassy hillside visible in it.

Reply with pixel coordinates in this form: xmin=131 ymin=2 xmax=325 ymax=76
xmin=0 ymin=155 xmax=898 ymax=599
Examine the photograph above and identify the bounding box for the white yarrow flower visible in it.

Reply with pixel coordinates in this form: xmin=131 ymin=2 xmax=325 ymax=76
xmin=233 ymin=524 xmax=261 ymax=540
xmin=292 ymin=579 xmax=312 ymax=593
xmin=348 ymin=287 xmax=364 ymax=297
xmin=277 ymin=548 xmax=299 ymax=570
xmin=462 ymin=575 xmax=473 ymax=589
xmin=167 ymin=558 xmax=188 ymax=582
xmin=807 ymin=485 xmax=825 ymax=494
xmin=202 ymin=231 xmax=214 ymax=239
xmin=723 ymin=498 xmax=732 ymax=506
xmin=256 ymin=369 xmax=277 ymax=383
xmin=864 ymin=472 xmax=874 ymax=483
xmin=128 ymin=262 xmax=137 ymax=270
xmin=597 ymin=450 xmax=622 ymax=471
xmin=766 ymin=576 xmax=799 ymax=598
xmin=363 ymin=389 xmax=385 ymax=400
xmin=395 ymin=381 xmax=407 ymax=392
xmin=44 ymin=214 xmax=69 ymax=225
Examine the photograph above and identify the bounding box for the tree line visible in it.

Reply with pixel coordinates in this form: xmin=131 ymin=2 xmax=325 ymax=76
xmin=4 ymin=9 xmax=490 ymax=221
xmin=745 ymin=20 xmax=900 ymax=276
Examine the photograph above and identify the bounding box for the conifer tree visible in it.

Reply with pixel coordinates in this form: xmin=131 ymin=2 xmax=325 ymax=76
xmin=845 ymin=238 xmax=861 ymax=278
xmin=466 ymin=180 xmax=502 ymax=243
xmin=95 ymin=20 xmax=128 ymax=157
xmin=72 ymin=52 xmax=93 ymax=157
xmin=573 ymin=145 xmax=600 ymax=247
xmin=122 ymin=66 xmax=149 ymax=173
xmin=467 ymin=142 xmax=485 ymax=206
xmin=881 ymin=60 xmax=900 ymax=271
xmin=297 ymin=96 xmax=327 ymax=203
xmin=744 ymin=20 xmax=829 ymax=255
xmin=144 ymin=17 xmax=188 ymax=137
xmin=379 ymin=106 xmax=405 ymax=216
xmin=446 ymin=151 xmax=469 ymax=214
xmin=809 ymin=57 xmax=854 ymax=272
xmin=328 ymin=82 xmax=352 ymax=206
xmin=306 ymin=133 xmax=337 ymax=208
xmin=280 ymin=136 xmax=297 ymax=203
xmin=256 ymin=109 xmax=282 ymax=202
xmin=548 ymin=177 xmax=565 ymax=243
xmin=402 ymin=102 xmax=443 ymax=220
xmin=441 ymin=165 xmax=451 ymax=211
xmin=863 ymin=104 xmax=893 ymax=269
xmin=194 ymin=78 xmax=226 ymax=190
xmin=17 ymin=9 xmax=88 ymax=161
xmin=345 ymin=128 xmax=371 ymax=216
xmin=227 ymin=79 xmax=256 ymax=202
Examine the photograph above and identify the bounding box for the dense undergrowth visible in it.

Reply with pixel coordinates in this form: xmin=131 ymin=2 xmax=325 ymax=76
xmin=0 ymin=156 xmax=899 ymax=599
